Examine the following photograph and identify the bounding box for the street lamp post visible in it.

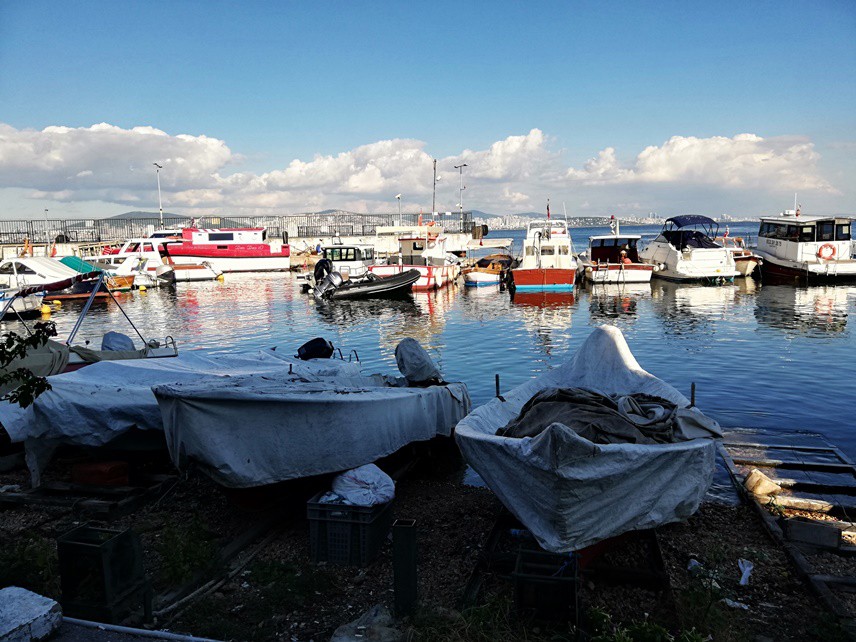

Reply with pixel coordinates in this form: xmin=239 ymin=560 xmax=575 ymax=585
xmin=454 ymin=163 xmax=468 ymax=230
xmin=153 ymin=162 xmax=164 ymax=229
xmin=43 ymin=208 xmax=50 ymax=251
xmin=395 ymin=194 xmax=402 ymax=219
xmin=431 ymin=159 xmax=442 ymax=217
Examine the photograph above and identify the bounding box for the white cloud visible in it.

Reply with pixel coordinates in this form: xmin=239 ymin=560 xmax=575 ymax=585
xmin=0 ymin=123 xmax=843 ymax=218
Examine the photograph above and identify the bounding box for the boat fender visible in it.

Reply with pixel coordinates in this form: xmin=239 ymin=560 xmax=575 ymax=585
xmin=652 ymin=265 xmax=659 ymax=272
xmin=817 ymin=244 xmax=836 ymax=260
xmin=585 ymin=266 xmax=593 ymax=274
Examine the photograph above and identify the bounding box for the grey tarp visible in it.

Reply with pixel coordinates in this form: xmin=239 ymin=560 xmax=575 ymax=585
xmin=455 ymin=325 xmax=721 ymax=553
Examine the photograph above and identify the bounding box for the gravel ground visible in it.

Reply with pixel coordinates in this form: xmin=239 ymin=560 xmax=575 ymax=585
xmin=1 ymin=452 xmax=850 ymax=642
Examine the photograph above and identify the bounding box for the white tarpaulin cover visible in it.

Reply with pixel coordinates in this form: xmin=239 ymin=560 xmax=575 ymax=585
xmin=0 ymin=347 xmax=361 ymax=485
xmin=153 ymin=374 xmax=470 ymax=488
xmin=455 ymin=325 xmax=721 ymax=553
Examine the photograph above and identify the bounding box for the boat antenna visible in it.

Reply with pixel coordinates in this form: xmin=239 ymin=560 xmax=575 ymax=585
xmin=563 ymin=202 xmax=576 ymax=254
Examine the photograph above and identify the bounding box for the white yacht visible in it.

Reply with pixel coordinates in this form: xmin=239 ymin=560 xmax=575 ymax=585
xmin=755 ymin=210 xmax=855 ymax=282
xmin=639 ymin=215 xmax=738 ymax=283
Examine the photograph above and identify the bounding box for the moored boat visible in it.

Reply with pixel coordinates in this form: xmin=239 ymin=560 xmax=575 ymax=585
xmin=461 ymin=253 xmax=515 ymax=287
xmin=455 ymin=325 xmax=721 ymax=553
xmin=368 ymin=227 xmax=459 ymax=290
xmin=0 ymin=257 xmax=109 ymax=300
xmin=511 ymin=214 xmax=577 ymax=291
xmin=95 ymin=237 xmax=222 ymax=283
xmin=713 ymin=232 xmax=762 ymax=277
xmin=312 ymin=264 xmax=421 ymax=300
xmin=165 ymin=227 xmax=291 ymax=273
xmin=577 ymin=216 xmax=654 ymax=284
xmin=639 ymin=215 xmax=738 ymax=283
xmin=754 ymin=209 xmax=856 ymax=282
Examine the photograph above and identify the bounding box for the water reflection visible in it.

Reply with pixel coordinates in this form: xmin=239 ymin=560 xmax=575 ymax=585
xmin=584 ymin=282 xmax=652 ymax=325
xmin=754 ymin=283 xmax=851 ymax=336
xmin=510 ymin=291 xmax=575 ymax=355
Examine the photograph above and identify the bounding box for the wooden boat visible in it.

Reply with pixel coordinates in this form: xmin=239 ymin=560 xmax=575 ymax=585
xmin=455 ymin=325 xmax=721 ymax=553
xmin=462 ymin=253 xmax=515 ymax=287
xmin=59 ymin=256 xmax=135 ymax=292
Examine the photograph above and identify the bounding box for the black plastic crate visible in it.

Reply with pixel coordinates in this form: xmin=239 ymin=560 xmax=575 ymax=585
xmin=512 ymin=548 xmax=579 ymax=623
xmin=307 ymin=492 xmax=393 ymax=566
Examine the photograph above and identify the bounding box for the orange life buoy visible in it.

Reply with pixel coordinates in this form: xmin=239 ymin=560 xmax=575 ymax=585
xmin=817 ymin=243 xmax=836 ymax=260
xmin=418 ymin=214 xmax=423 ymax=226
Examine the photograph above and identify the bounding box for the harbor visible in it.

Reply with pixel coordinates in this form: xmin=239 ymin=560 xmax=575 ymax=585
xmin=1 ymin=213 xmax=855 ymax=641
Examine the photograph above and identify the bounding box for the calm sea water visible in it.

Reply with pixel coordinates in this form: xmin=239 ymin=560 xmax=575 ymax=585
xmin=6 ymin=223 xmax=855 ymax=462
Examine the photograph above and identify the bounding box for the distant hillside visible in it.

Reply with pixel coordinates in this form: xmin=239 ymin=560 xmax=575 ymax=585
xmin=110 ymin=211 xmax=190 ymax=220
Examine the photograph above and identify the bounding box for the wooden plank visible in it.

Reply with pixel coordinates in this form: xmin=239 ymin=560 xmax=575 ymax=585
xmin=771 ymin=479 xmax=856 ymax=495
xmin=730 ymin=457 xmax=856 ymax=474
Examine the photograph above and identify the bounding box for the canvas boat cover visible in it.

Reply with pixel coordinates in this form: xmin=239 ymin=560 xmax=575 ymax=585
xmin=455 ymin=325 xmax=721 ymax=553
xmin=154 ymin=374 xmax=470 ymax=488
xmin=0 ymin=348 xmax=361 ymax=486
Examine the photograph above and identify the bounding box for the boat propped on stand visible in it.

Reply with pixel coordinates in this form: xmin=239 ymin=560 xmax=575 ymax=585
xmin=577 ymin=216 xmax=654 ymax=284
xmin=754 ymin=208 xmax=856 ymax=282
xmin=511 ymin=209 xmax=577 ymax=291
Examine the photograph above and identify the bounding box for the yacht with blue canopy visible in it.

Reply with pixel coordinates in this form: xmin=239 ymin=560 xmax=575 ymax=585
xmin=639 ymin=215 xmax=738 ymax=283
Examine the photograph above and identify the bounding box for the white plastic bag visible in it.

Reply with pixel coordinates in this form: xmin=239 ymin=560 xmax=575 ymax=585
xmin=331 ymin=464 xmax=395 ymax=506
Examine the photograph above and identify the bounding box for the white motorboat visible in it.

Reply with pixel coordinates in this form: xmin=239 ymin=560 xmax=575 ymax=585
xmin=754 ymin=209 xmax=856 ymax=282
xmin=639 ymin=215 xmax=739 ymax=283
xmin=96 ymin=237 xmax=222 ymax=283
xmin=461 ymin=253 xmax=515 ymax=287
xmin=577 ymin=217 xmax=654 ymax=284
xmin=0 ymin=257 xmax=107 ymax=299
xmin=455 ymin=325 xmax=721 ymax=553
xmin=368 ymin=227 xmax=460 ymax=290
xmin=713 ymin=232 xmax=763 ymax=277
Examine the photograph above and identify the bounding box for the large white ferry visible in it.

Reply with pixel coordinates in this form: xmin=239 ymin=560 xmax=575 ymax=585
xmin=755 ymin=210 xmax=855 ymax=282
xmin=639 ymin=215 xmax=738 ymax=283
xmin=165 ymin=228 xmax=291 ymax=273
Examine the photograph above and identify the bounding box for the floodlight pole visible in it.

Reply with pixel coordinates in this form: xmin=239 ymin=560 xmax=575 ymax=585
xmin=153 ymin=162 xmax=164 ymax=229
xmin=454 ymin=163 xmax=468 ymax=228
xmin=396 ymin=194 xmax=402 ymax=217
xmin=431 ymin=159 xmax=437 ymax=215
xmin=43 ymin=208 xmax=50 ymax=250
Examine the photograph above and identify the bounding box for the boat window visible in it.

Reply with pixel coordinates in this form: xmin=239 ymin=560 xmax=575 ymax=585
xmin=209 ymin=233 xmax=234 ymax=241
xmin=627 ymin=238 xmax=638 ymax=249
xmin=127 ymin=243 xmax=140 ymax=252
xmin=603 ymin=239 xmax=617 ymax=247
xmin=15 ymin=263 xmax=37 ymax=275
xmin=541 ymin=246 xmax=555 ymax=255
xmin=143 ymin=243 xmax=154 ymax=252
xmin=799 ymin=226 xmax=815 ymax=243
xmin=558 ymin=246 xmax=569 ymax=255
xmin=758 ymin=223 xmax=772 ymax=238
xmin=364 ymin=248 xmax=374 ymax=260
xmin=836 ymin=224 xmax=851 ymax=241
xmin=412 ymin=242 xmax=424 ymax=251
xmin=525 ymin=246 xmax=535 ymax=256
xmin=0 ymin=263 xmax=14 ymax=275
xmin=343 ymin=248 xmax=356 ymax=261
xmin=818 ymin=222 xmax=835 ymax=242
xmin=591 ymin=239 xmax=603 ymax=248
xmin=786 ymin=225 xmax=799 ymax=242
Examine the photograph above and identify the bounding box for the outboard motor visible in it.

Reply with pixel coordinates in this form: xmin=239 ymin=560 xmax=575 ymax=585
xmin=312 ymin=271 xmax=343 ymax=299
xmin=295 ymin=337 xmax=335 ymax=360
xmin=394 ymin=338 xmax=443 ymax=387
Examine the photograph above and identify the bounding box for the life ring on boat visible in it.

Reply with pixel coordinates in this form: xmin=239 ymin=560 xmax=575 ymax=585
xmin=817 ymin=244 xmax=836 ymax=260
xmin=314 ymin=258 xmax=333 ymax=282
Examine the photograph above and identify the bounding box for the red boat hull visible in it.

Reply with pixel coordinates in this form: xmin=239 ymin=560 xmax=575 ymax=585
xmin=511 ymin=268 xmax=576 ymax=291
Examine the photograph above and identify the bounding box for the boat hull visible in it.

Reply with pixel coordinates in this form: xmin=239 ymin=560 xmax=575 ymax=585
xmin=758 ymin=254 xmax=856 ymax=282
xmin=463 ymin=270 xmax=502 ymax=287
xmin=511 ymin=268 xmax=575 ymax=291
xmin=169 ymin=254 xmax=290 ymax=273
xmin=368 ymin=263 xmax=457 ymax=290
xmin=583 ymin=263 xmax=654 ymax=284
xmin=328 ymin=270 xmax=420 ymax=300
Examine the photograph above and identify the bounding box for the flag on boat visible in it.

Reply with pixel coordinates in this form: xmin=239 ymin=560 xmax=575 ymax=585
xmin=546 ymin=202 xmax=551 ymax=220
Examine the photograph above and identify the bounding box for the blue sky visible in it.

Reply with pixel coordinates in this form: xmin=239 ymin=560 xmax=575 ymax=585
xmin=1 ymin=1 xmax=854 ymax=218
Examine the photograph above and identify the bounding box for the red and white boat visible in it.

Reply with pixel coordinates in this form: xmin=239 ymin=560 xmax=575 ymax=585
xmin=368 ymin=228 xmax=459 ymax=290
xmin=165 ymin=228 xmax=291 ymax=273
xmin=511 ymin=216 xmax=577 ymax=292
xmin=577 ymin=217 xmax=655 ymax=284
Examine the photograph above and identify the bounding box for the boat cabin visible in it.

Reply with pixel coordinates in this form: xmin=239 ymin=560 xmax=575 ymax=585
xmin=390 ymin=235 xmax=449 ymax=267
xmin=656 ymin=216 xmax=721 ymax=251
xmin=588 ymin=236 xmax=642 ymax=263
xmin=322 ymin=243 xmax=375 ymax=279
xmin=181 ymin=228 xmax=268 ymax=245
xmin=757 ymin=212 xmax=852 ymax=263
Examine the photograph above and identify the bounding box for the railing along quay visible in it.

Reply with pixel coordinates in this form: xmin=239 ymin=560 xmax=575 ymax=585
xmin=0 ymin=212 xmax=474 ymax=246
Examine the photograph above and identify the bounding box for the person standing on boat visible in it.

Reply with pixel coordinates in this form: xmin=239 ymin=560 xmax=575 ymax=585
xmin=315 ymin=240 xmax=322 ymax=254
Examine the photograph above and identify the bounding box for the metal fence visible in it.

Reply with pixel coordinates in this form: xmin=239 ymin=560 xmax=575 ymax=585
xmin=0 ymin=211 xmax=473 ymax=245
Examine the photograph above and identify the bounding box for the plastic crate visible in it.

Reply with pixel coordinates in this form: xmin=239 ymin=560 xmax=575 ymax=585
xmin=307 ymin=492 xmax=393 ymax=566
xmin=512 ymin=548 xmax=579 ymax=623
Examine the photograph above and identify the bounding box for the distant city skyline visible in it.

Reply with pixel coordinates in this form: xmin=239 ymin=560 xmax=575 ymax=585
xmin=0 ymin=2 xmax=853 ymax=220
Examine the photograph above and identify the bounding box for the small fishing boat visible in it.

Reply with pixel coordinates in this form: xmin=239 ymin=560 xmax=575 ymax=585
xmin=754 ymin=208 xmax=856 ymax=282
xmin=455 ymin=325 xmax=721 ymax=553
xmin=713 ymin=232 xmax=763 ymax=277
xmin=368 ymin=227 xmax=460 ymax=290
xmin=312 ymin=263 xmax=420 ymax=300
xmin=59 ymin=255 xmax=135 ymax=292
xmin=639 ymin=215 xmax=739 ymax=283
xmin=0 ymin=257 xmax=108 ymax=300
xmin=577 ymin=216 xmax=654 ymax=284
xmin=511 ymin=212 xmax=577 ymax=291
xmin=461 ymin=253 xmax=515 ymax=287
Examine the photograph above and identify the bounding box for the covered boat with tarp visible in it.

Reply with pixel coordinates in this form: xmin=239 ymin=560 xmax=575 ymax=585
xmin=455 ymin=325 xmax=721 ymax=553
xmin=639 ymin=215 xmax=738 ymax=283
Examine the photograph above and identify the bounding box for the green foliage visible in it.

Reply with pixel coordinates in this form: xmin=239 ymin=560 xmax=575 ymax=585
xmin=156 ymin=515 xmax=219 ymax=585
xmin=0 ymin=321 xmax=57 ymax=408
xmin=0 ymin=532 xmax=59 ymax=597
xmin=248 ymin=560 xmax=335 ymax=611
